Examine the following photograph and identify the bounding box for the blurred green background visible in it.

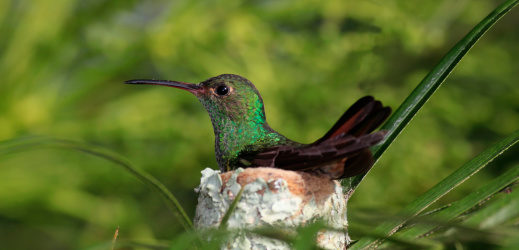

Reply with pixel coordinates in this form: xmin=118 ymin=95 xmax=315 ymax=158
xmin=0 ymin=0 xmax=518 ymax=249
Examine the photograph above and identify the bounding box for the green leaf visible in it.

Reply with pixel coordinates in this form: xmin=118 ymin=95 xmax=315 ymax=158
xmin=0 ymin=136 xmax=194 ymax=231
xmin=349 ymin=0 xmax=519 ymax=190
xmin=348 ymin=223 xmax=443 ymax=249
xmin=462 ymin=184 xmax=519 ymax=229
xmin=350 ymin=130 xmax=519 ymax=249
xmin=396 ymin=164 xmax=519 ymax=239
xmin=219 ymin=185 xmax=245 ymax=229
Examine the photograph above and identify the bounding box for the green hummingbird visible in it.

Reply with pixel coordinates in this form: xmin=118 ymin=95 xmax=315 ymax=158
xmin=125 ymin=74 xmax=390 ymax=179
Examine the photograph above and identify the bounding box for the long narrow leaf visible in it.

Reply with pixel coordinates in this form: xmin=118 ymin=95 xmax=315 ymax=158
xmin=352 ymin=215 xmax=518 ymax=249
xmin=462 ymin=184 xmax=519 ymax=229
xmin=348 ymin=224 xmax=443 ymax=249
xmin=397 ymin=164 xmax=519 ymax=239
xmin=350 ymin=0 xmax=519 ymax=189
xmin=219 ymin=185 xmax=245 ymax=229
xmin=350 ymin=130 xmax=519 ymax=249
xmin=0 ymin=136 xmax=194 ymax=231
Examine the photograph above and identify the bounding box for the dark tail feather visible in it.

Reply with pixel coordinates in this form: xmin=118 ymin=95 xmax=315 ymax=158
xmin=314 ymin=96 xmax=391 ymax=144
xmin=312 ymin=96 xmax=391 ymax=178
xmin=349 ymin=104 xmax=391 ymax=137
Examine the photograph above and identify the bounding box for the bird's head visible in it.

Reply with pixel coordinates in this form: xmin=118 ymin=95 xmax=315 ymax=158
xmin=125 ymin=74 xmax=267 ymax=126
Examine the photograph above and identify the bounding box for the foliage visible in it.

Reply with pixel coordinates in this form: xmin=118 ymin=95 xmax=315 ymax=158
xmin=0 ymin=0 xmax=518 ymax=249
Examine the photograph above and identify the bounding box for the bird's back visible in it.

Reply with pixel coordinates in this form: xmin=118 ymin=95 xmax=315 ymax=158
xmin=233 ymin=96 xmax=390 ymax=179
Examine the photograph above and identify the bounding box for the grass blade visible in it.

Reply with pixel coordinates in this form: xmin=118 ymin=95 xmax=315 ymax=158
xmin=219 ymin=185 xmax=245 ymax=229
xmin=397 ymin=165 xmax=519 ymax=239
xmin=0 ymin=136 xmax=194 ymax=231
xmin=350 ymin=130 xmax=519 ymax=249
xmin=350 ymin=0 xmax=519 ymax=189
xmin=462 ymin=184 xmax=519 ymax=229
xmin=348 ymin=224 xmax=443 ymax=249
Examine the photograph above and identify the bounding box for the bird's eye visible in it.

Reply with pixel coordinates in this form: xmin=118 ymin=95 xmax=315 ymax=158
xmin=215 ymin=85 xmax=229 ymax=96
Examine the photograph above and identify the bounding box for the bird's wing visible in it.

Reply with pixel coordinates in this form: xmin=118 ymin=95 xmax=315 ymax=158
xmin=238 ymin=96 xmax=391 ymax=179
xmin=238 ymin=131 xmax=386 ymax=175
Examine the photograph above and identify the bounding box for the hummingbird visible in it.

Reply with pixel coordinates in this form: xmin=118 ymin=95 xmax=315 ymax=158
xmin=125 ymin=74 xmax=390 ymax=179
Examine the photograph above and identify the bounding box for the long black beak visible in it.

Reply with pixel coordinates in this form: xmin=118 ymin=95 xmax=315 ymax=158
xmin=125 ymin=79 xmax=202 ymax=94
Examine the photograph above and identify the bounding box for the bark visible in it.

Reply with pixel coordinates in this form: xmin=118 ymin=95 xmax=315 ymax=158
xmin=194 ymin=167 xmax=350 ymax=249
